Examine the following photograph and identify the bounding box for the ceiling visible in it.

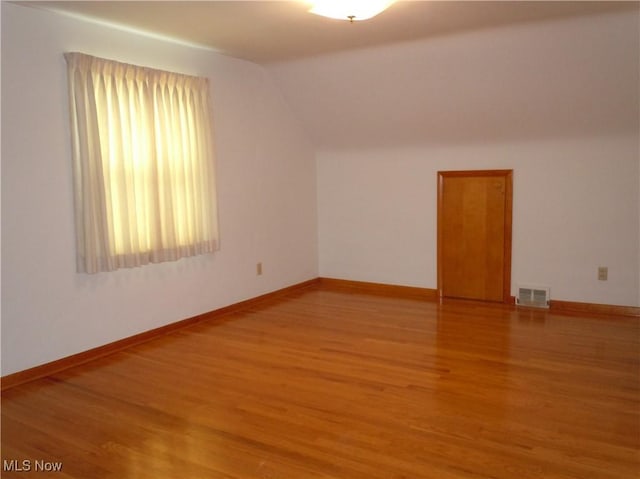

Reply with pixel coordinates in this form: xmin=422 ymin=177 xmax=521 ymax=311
xmin=22 ymin=1 xmax=638 ymax=64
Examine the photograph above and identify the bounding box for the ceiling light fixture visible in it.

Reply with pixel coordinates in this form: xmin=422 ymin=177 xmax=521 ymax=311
xmin=308 ymin=1 xmax=396 ymax=23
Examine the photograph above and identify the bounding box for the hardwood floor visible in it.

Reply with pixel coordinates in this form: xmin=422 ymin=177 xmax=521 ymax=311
xmin=2 ymin=285 xmax=639 ymax=478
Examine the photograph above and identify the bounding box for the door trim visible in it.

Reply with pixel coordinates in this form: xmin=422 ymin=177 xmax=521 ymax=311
xmin=437 ymin=169 xmax=513 ymax=304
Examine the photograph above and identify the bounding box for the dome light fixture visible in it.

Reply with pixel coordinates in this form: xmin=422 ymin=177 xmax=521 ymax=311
xmin=308 ymin=1 xmax=396 ymax=22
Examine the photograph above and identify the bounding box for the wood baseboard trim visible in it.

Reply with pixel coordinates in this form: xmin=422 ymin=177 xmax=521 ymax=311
xmin=318 ymin=277 xmax=438 ymax=301
xmin=318 ymin=278 xmax=639 ymax=319
xmin=549 ymin=299 xmax=640 ymax=318
xmin=1 ymin=278 xmax=320 ymax=392
xmin=4 ymin=278 xmax=636 ymax=391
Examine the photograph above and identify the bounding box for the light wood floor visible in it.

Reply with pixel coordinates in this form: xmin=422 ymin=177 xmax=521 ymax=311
xmin=2 ymin=285 xmax=639 ymax=478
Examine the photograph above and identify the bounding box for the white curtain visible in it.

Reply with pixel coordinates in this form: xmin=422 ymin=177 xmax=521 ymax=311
xmin=65 ymin=52 xmax=219 ymax=273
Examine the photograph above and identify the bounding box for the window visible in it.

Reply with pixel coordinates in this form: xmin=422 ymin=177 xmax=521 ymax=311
xmin=65 ymin=52 xmax=219 ymax=273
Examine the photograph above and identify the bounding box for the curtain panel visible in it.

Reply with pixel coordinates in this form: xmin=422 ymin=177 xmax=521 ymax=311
xmin=65 ymin=52 xmax=219 ymax=273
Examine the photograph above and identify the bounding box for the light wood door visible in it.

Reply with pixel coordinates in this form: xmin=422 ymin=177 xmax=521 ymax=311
xmin=437 ymin=170 xmax=513 ymax=303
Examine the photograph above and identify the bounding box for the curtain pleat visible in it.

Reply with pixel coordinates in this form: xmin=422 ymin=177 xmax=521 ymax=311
xmin=65 ymin=52 xmax=219 ymax=273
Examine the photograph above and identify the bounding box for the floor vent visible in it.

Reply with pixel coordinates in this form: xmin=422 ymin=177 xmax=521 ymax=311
xmin=516 ymin=286 xmax=550 ymax=308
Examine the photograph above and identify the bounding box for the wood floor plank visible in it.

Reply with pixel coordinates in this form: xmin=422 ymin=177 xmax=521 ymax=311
xmin=2 ymin=286 xmax=639 ymax=478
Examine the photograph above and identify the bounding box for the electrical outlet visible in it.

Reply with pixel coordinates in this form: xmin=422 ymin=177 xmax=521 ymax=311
xmin=256 ymin=262 xmax=263 ymax=276
xmin=598 ymin=266 xmax=608 ymax=281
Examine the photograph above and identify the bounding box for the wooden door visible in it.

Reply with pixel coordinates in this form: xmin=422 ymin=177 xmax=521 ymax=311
xmin=437 ymin=170 xmax=513 ymax=303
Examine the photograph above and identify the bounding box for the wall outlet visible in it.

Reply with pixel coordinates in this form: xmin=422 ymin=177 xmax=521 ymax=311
xmin=598 ymin=266 xmax=608 ymax=281
xmin=256 ymin=262 xmax=263 ymax=276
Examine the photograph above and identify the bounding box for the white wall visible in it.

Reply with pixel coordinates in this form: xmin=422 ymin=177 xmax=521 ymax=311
xmin=2 ymin=5 xmax=638 ymax=377
xmin=1 ymin=3 xmax=318 ymax=375
xmin=316 ymin=138 xmax=639 ymax=306
xmin=271 ymin=9 xmax=640 ymax=307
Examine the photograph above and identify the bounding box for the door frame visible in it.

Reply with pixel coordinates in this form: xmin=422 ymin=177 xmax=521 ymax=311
xmin=437 ymin=169 xmax=513 ymax=304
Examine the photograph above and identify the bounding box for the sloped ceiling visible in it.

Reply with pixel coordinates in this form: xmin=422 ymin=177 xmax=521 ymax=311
xmin=19 ymin=1 xmax=640 ymax=149
xmin=22 ymin=1 xmax=637 ymax=64
xmin=266 ymin=5 xmax=639 ymax=149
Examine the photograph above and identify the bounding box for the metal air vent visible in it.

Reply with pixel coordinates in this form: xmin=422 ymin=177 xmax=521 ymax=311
xmin=517 ymin=286 xmax=550 ymax=308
